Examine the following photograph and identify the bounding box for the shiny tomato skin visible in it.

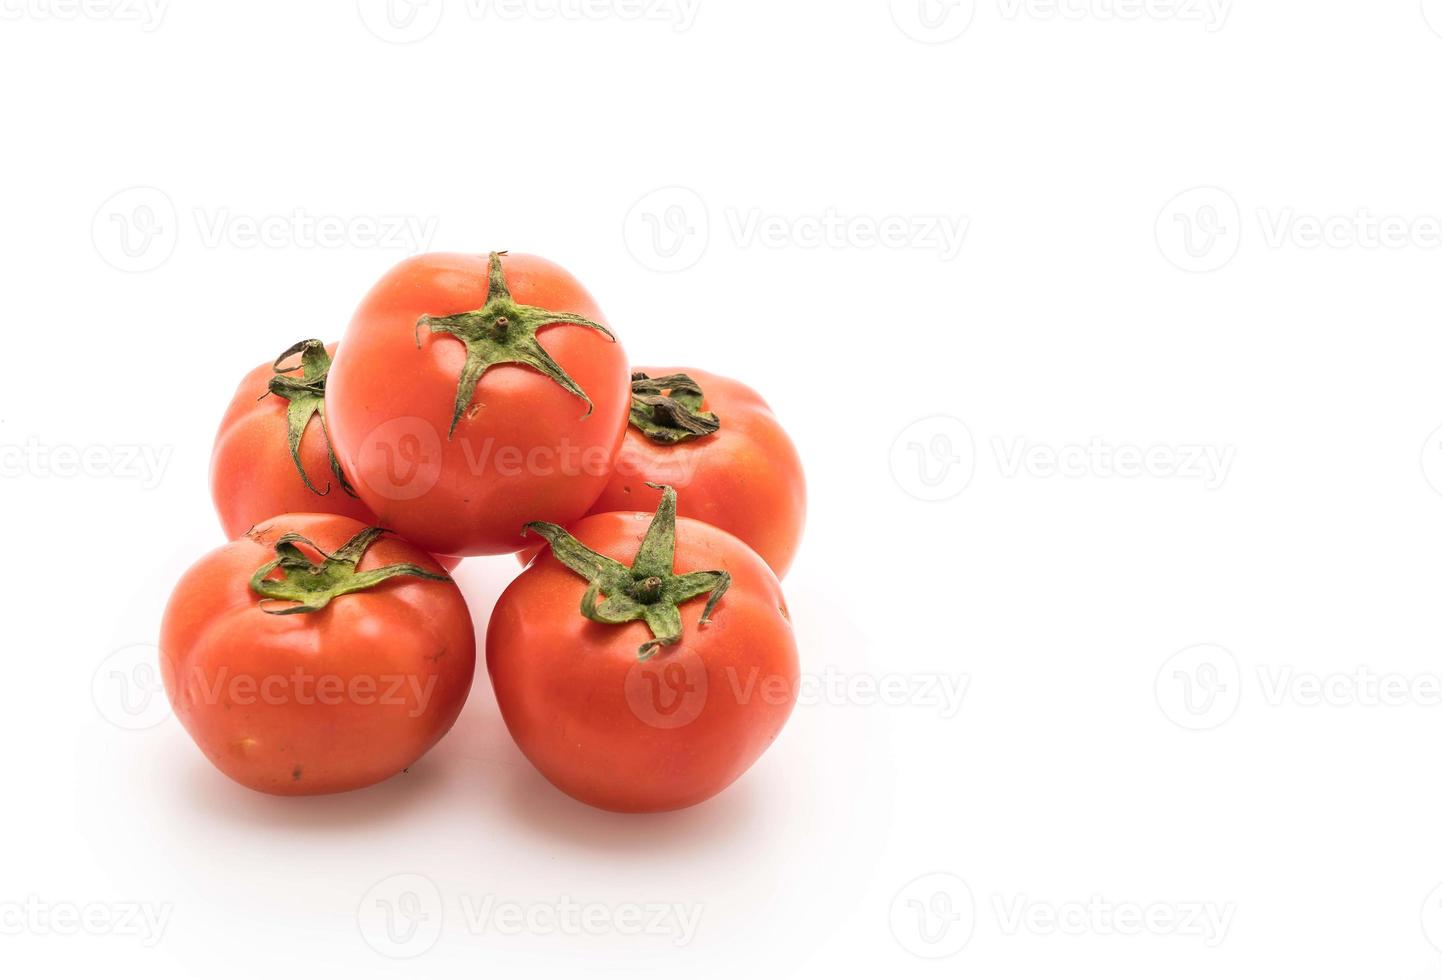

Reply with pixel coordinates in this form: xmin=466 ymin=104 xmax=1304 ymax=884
xmin=159 ymin=515 xmax=475 ymax=796
xmin=325 ymin=252 xmax=631 ymax=557
xmin=591 ymin=367 xmax=805 ymax=577
xmin=210 ymin=344 xmax=377 ymax=540
xmin=487 ymin=511 xmax=799 ymax=813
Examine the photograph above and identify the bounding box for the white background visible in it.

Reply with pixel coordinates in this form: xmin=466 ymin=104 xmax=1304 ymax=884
xmin=4 ymin=0 xmax=1442 ymax=976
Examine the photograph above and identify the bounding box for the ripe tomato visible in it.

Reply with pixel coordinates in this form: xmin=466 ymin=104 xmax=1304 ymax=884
xmin=159 ymin=515 xmax=475 ymax=795
xmin=210 ymin=340 xmax=377 ymax=539
xmin=584 ymin=367 xmax=806 ymax=577
xmin=488 ymin=486 xmax=798 ymax=812
xmin=326 ymin=251 xmax=631 ymax=557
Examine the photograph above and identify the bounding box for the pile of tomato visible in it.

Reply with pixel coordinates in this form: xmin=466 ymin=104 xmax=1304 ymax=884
xmin=161 ymin=251 xmax=806 ymax=812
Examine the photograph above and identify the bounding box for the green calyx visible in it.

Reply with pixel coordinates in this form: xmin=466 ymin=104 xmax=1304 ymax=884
xmin=628 ymin=372 xmax=720 ymax=444
xmin=416 ymin=251 xmax=616 ymax=437
xmin=524 ymin=484 xmax=730 ymax=660
xmin=249 ymin=526 xmax=449 ymax=615
xmin=263 ymin=339 xmax=356 ymax=498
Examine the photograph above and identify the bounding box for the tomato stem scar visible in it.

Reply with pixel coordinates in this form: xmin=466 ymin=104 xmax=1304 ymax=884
xmin=413 ymin=250 xmax=616 ymax=437
xmin=248 ymin=526 xmax=450 ymax=615
xmin=627 ymin=371 xmax=721 ymax=445
xmin=523 ymin=485 xmax=730 ymax=660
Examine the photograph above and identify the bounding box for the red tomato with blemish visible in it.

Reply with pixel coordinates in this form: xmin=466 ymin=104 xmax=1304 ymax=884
xmin=159 ymin=515 xmax=475 ymax=795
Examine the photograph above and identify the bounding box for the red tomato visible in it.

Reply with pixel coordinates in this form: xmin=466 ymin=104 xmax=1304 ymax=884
xmin=210 ymin=340 xmax=376 ymax=539
xmin=488 ymin=487 xmax=798 ymax=812
xmin=159 ymin=515 xmax=475 ymax=795
xmin=586 ymin=367 xmax=806 ymax=577
xmin=326 ymin=251 xmax=631 ymax=557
